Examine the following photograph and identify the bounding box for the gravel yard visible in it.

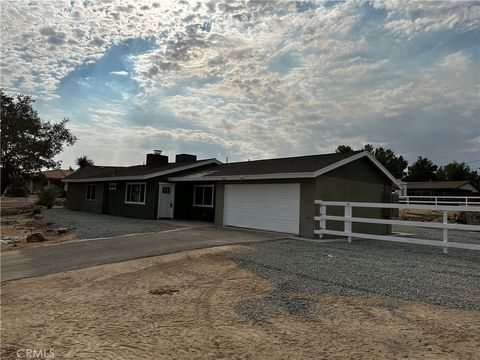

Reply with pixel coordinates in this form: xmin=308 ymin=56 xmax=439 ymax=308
xmin=43 ymin=208 xmax=179 ymax=239
xmin=229 ymin=239 xmax=480 ymax=312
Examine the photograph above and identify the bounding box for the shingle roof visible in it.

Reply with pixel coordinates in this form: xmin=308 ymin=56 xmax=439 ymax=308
xmin=407 ymin=181 xmax=475 ymax=190
xmin=168 ymin=150 xmax=400 ymax=184
xmin=193 ymin=151 xmax=364 ymax=176
xmin=64 ymin=159 xmax=218 ymax=181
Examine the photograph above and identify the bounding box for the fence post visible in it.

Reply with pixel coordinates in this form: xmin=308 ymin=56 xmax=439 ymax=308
xmin=345 ymin=203 xmax=352 ymax=243
xmin=443 ymin=210 xmax=448 ymax=255
xmin=319 ymin=202 xmax=326 ymax=239
xmin=435 ymin=197 xmax=438 ymax=206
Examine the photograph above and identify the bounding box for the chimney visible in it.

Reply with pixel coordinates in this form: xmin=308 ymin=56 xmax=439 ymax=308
xmin=175 ymin=154 xmax=197 ymax=163
xmin=146 ymin=150 xmax=169 ymax=167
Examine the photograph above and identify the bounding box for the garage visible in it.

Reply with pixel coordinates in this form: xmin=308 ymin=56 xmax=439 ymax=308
xmin=223 ymin=183 xmax=300 ymax=234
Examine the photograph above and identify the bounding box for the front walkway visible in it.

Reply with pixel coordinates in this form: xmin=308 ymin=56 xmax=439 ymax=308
xmin=1 ymin=226 xmax=287 ymax=282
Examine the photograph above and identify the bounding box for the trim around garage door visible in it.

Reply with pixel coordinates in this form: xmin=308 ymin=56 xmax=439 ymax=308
xmin=223 ymin=183 xmax=300 ymax=234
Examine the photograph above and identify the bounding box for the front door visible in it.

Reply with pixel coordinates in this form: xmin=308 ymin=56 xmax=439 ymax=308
xmin=158 ymin=183 xmax=175 ymax=218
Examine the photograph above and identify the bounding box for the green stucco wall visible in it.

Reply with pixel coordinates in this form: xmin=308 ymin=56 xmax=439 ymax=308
xmin=66 ymin=182 xmax=105 ymax=214
xmin=105 ymin=180 xmax=158 ymax=219
xmin=313 ymin=157 xmax=393 ymax=237
xmin=66 ymin=179 xmax=159 ymax=219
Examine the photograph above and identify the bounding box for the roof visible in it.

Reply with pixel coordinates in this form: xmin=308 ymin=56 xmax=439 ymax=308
xmin=41 ymin=169 xmax=74 ymax=180
xmin=63 ymin=159 xmax=220 ymax=182
xmin=169 ymin=151 xmax=400 ymax=186
xmin=407 ymin=181 xmax=477 ymax=190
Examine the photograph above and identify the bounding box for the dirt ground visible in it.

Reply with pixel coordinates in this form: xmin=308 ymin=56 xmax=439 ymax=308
xmin=1 ymin=196 xmax=74 ymax=251
xmin=2 ymin=246 xmax=479 ymax=360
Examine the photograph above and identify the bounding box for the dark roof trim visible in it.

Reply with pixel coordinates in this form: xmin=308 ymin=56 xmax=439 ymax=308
xmin=63 ymin=159 xmax=221 ymax=183
xmin=169 ymin=151 xmax=400 ymax=187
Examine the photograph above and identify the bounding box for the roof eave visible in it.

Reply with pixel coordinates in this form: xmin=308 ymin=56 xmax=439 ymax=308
xmin=63 ymin=159 xmax=221 ymax=183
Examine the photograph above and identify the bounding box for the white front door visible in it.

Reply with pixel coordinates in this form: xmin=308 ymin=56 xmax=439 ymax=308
xmin=224 ymin=183 xmax=300 ymax=234
xmin=158 ymin=183 xmax=175 ymax=218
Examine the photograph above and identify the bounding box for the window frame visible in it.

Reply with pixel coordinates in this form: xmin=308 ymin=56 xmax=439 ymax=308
xmin=193 ymin=184 xmax=215 ymax=208
xmin=109 ymin=182 xmax=117 ymax=191
xmin=85 ymin=184 xmax=96 ymax=201
xmin=125 ymin=182 xmax=147 ymax=205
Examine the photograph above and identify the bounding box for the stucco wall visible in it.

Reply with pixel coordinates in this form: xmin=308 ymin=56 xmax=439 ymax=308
xmin=66 ymin=182 xmax=105 ymax=214
xmin=313 ymin=157 xmax=393 ymax=237
xmin=105 ymin=180 xmax=158 ymax=219
xmin=66 ymin=180 xmax=158 ymax=218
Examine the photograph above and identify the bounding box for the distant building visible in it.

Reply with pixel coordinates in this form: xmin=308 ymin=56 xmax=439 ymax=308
xmin=406 ymin=181 xmax=479 ymax=197
xmin=30 ymin=169 xmax=74 ymax=193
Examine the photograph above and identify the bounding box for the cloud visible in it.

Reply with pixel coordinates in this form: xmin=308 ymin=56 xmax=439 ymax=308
xmin=110 ymin=70 xmax=129 ymax=77
xmin=437 ymin=51 xmax=472 ymax=70
xmin=1 ymin=0 xmax=479 ymax=167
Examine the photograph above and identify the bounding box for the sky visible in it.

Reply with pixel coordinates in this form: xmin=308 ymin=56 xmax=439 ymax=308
xmin=1 ymin=0 xmax=479 ymax=169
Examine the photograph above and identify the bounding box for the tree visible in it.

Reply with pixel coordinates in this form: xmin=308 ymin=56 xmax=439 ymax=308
xmin=404 ymin=156 xmax=438 ymax=181
xmin=436 ymin=161 xmax=479 ymax=183
xmin=363 ymin=144 xmax=374 ymax=153
xmin=335 ymin=144 xmax=408 ymax=179
xmin=335 ymin=145 xmax=354 ymax=153
xmin=1 ymin=90 xmax=77 ymax=193
xmin=370 ymin=147 xmax=408 ymax=179
xmin=75 ymin=155 xmax=94 ymax=169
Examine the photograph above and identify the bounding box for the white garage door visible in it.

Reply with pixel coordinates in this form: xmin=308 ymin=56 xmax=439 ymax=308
xmin=224 ymin=183 xmax=300 ymax=234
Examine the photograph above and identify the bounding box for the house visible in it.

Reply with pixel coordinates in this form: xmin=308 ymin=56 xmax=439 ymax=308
xmin=406 ymin=181 xmax=479 ymax=197
xmin=63 ymin=150 xmax=398 ymax=238
xmin=29 ymin=169 xmax=74 ymax=193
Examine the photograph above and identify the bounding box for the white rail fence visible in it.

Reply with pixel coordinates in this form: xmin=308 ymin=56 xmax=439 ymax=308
xmin=399 ymin=195 xmax=480 ymax=206
xmin=314 ymin=201 xmax=480 ymax=254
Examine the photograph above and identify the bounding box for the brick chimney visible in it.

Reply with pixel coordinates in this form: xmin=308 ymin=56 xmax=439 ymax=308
xmin=146 ymin=150 xmax=169 ymax=167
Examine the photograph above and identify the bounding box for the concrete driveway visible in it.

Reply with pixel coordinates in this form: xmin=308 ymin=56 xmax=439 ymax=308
xmin=1 ymin=226 xmax=286 ymax=282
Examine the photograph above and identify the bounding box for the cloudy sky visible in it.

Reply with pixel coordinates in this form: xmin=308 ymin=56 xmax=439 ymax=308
xmin=1 ymin=0 xmax=479 ymax=168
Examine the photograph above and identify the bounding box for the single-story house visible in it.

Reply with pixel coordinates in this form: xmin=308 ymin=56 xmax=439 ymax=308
xmin=63 ymin=150 xmax=398 ymax=238
xmin=29 ymin=169 xmax=74 ymax=193
xmin=406 ymin=181 xmax=479 ymax=197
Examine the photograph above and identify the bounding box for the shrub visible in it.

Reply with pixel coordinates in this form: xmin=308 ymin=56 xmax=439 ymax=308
xmin=4 ymin=185 xmax=28 ymax=197
xmin=37 ymin=185 xmax=60 ymax=209
xmin=31 ymin=206 xmax=42 ymax=215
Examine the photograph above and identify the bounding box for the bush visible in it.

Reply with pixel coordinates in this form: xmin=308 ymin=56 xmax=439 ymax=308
xmin=31 ymin=206 xmax=42 ymax=215
xmin=4 ymin=185 xmax=28 ymax=197
xmin=37 ymin=185 xmax=60 ymax=209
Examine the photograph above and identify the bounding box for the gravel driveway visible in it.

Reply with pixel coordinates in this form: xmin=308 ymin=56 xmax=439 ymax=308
xmin=229 ymin=239 xmax=480 ymax=312
xmin=43 ymin=208 xmax=179 ymax=239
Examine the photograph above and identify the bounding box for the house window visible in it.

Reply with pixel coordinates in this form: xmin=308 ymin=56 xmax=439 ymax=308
xmin=125 ymin=183 xmax=146 ymax=204
xmin=109 ymin=183 xmax=117 ymax=190
xmin=193 ymin=185 xmax=214 ymax=207
xmin=86 ymin=184 xmax=96 ymax=201
xmin=162 ymin=186 xmax=170 ymax=194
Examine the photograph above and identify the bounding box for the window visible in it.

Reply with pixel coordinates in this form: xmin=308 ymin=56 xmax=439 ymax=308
xmin=162 ymin=186 xmax=170 ymax=194
xmin=125 ymin=183 xmax=146 ymax=204
xmin=86 ymin=184 xmax=96 ymax=201
xmin=193 ymin=185 xmax=214 ymax=207
xmin=109 ymin=183 xmax=117 ymax=190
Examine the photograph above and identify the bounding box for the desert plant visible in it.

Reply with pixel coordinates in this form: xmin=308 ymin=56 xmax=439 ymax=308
xmin=4 ymin=185 xmax=28 ymax=197
xmin=31 ymin=206 xmax=42 ymax=215
xmin=37 ymin=185 xmax=60 ymax=209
